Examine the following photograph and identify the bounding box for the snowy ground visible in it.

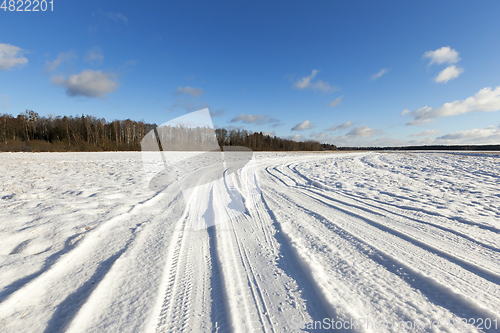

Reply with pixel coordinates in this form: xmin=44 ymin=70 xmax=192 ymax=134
xmin=1 ymin=151 xmax=499 ymax=332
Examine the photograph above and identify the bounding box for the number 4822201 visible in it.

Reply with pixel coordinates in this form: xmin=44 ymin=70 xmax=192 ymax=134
xmin=1 ymin=0 xmax=54 ymax=11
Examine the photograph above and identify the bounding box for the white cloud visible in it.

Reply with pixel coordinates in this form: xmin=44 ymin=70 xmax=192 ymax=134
xmin=310 ymin=132 xmax=327 ymax=139
xmin=52 ymin=70 xmax=118 ymax=97
xmin=312 ymin=80 xmax=338 ymax=92
xmin=346 ymin=126 xmax=382 ymax=138
xmin=45 ymin=51 xmax=75 ymax=72
xmin=318 ymin=127 xmax=500 ymax=147
xmin=0 ymin=94 xmax=11 ymax=109
xmin=325 ymin=121 xmax=353 ymax=131
xmin=410 ymin=129 xmax=440 ymax=137
xmin=176 ymin=86 xmax=205 ymax=98
xmin=284 ymin=134 xmax=306 ymax=142
xmin=371 ymin=68 xmax=389 ymax=81
xmin=434 ymin=65 xmax=464 ymax=83
xmin=407 ymin=86 xmax=500 ymax=125
xmin=401 ymin=109 xmax=410 ymax=116
xmin=107 ymin=12 xmax=128 ymax=24
xmin=291 ymin=120 xmax=314 ymax=131
xmin=0 ymin=43 xmax=28 ymax=70
xmin=423 ymin=46 xmax=460 ymax=66
xmin=294 ymin=69 xmax=318 ymax=89
xmin=230 ymin=114 xmax=267 ymax=124
xmin=329 ymin=96 xmax=343 ymax=107
xmin=435 ymin=126 xmax=500 ymax=145
xmin=229 ymin=114 xmax=281 ymax=126
xmin=294 ymin=70 xmax=339 ymax=93
xmin=85 ymin=46 xmax=104 ymax=64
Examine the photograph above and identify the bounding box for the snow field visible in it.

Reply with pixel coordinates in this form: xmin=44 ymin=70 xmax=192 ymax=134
xmin=0 ymin=151 xmax=499 ymax=332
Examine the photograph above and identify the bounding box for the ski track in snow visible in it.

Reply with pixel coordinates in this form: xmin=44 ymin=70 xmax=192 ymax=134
xmin=0 ymin=151 xmax=499 ymax=332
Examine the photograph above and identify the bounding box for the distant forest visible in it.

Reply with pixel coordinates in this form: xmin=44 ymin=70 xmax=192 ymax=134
xmin=0 ymin=110 xmax=325 ymax=152
xmin=336 ymin=145 xmax=500 ymax=151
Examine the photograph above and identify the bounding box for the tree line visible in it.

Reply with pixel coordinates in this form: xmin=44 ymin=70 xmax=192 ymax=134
xmin=0 ymin=110 xmax=325 ymax=152
xmin=215 ymin=128 xmax=323 ymax=151
xmin=336 ymin=145 xmax=500 ymax=151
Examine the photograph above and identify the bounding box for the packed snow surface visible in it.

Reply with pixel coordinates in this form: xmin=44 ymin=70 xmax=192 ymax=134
xmin=0 ymin=151 xmax=499 ymax=332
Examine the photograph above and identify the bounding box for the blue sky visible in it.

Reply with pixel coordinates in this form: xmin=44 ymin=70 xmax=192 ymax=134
xmin=1 ymin=0 xmax=500 ymax=146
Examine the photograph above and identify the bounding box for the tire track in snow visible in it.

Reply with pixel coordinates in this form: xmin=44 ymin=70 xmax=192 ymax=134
xmin=155 ymin=194 xmax=212 ymax=332
xmin=42 ymin=235 xmax=138 ymax=333
xmin=222 ymin=168 xmax=278 ymax=323
xmin=328 ymin=189 xmax=500 ymax=252
xmin=326 ymin=154 xmax=500 ymax=233
xmin=260 ymin=188 xmax=469 ymax=332
xmin=259 ymin=193 xmax=363 ymax=333
xmin=292 ymin=159 xmax=500 ymax=235
xmin=0 ymin=191 xmax=168 ymax=332
xmin=207 ymin=218 xmax=231 ymax=333
xmin=211 ymin=185 xmax=256 ymax=332
xmin=153 ymin=165 xmax=232 ymax=333
xmin=296 ymin=184 xmax=500 ymax=280
xmin=216 ymin=176 xmax=274 ymax=333
xmin=262 ymin=177 xmax=500 ymax=331
xmin=285 ymin=162 xmax=500 ymax=279
xmin=0 ymin=191 xmax=166 ymax=305
xmin=64 ymin=192 xmax=187 ymax=333
xmin=196 ymin=160 xmax=336 ymax=332
xmin=253 ymin=168 xmax=357 ymax=332
xmin=224 ymin=162 xmax=335 ymax=332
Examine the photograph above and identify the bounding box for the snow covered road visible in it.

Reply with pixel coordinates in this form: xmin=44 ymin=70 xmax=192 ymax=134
xmin=1 ymin=151 xmax=499 ymax=332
